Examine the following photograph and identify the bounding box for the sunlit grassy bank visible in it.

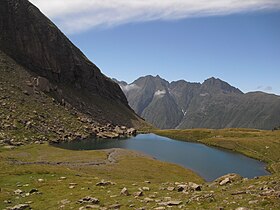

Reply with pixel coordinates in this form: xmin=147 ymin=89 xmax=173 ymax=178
xmin=1 ymin=129 xmax=280 ymax=209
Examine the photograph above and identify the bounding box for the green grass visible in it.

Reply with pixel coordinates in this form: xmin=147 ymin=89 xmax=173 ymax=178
xmin=1 ymin=143 xmax=279 ymax=209
xmin=0 ymin=144 xmax=203 ymax=210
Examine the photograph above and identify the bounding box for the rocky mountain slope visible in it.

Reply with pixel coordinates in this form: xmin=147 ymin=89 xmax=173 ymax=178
xmin=115 ymin=75 xmax=280 ymax=129
xmin=0 ymin=0 xmax=147 ymax=145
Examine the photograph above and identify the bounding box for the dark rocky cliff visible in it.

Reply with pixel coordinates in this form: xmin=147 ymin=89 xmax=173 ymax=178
xmin=0 ymin=0 xmax=144 ymax=127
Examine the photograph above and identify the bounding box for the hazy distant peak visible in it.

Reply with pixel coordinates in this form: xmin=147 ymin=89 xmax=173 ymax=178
xmin=115 ymin=75 xmax=280 ymax=130
xmin=202 ymin=77 xmax=243 ymax=94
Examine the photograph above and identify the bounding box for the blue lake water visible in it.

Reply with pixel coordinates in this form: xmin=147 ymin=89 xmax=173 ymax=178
xmin=55 ymin=133 xmax=270 ymax=181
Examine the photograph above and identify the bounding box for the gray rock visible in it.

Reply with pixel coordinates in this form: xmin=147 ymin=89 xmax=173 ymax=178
xmin=35 ymin=76 xmax=50 ymax=92
xmin=7 ymin=204 xmax=30 ymax=210
xmin=133 ymin=191 xmax=143 ymax=197
xmin=120 ymin=187 xmax=129 ymax=196
xmin=176 ymin=184 xmax=187 ymax=192
xmin=14 ymin=189 xmax=23 ymax=195
xmin=96 ymin=180 xmax=113 ymax=186
xmin=188 ymin=182 xmax=201 ymax=191
xmin=159 ymin=200 xmax=182 ymax=206
xmin=144 ymin=197 xmax=154 ymax=203
xmin=78 ymin=196 xmax=100 ymax=204
xmin=29 ymin=188 xmax=38 ymax=194
xmin=219 ymin=177 xmax=231 ymax=186
xmin=167 ymin=186 xmax=175 ymax=191
xmin=108 ymin=204 xmax=121 ymax=209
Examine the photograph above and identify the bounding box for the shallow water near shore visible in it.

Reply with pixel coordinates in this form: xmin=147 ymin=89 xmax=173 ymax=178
xmin=55 ymin=133 xmax=269 ymax=181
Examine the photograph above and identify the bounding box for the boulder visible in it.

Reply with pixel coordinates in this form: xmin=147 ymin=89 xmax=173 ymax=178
xmin=120 ymin=187 xmax=129 ymax=196
xmin=14 ymin=189 xmax=23 ymax=195
xmin=7 ymin=204 xmax=30 ymax=210
xmin=167 ymin=186 xmax=175 ymax=191
xmin=78 ymin=196 xmax=100 ymax=204
xmin=219 ymin=177 xmax=230 ymax=186
xmin=214 ymin=173 xmax=242 ymax=186
xmin=108 ymin=204 xmax=121 ymax=209
xmin=126 ymin=128 xmax=136 ymax=136
xmin=96 ymin=180 xmax=113 ymax=186
xmin=114 ymin=126 xmax=124 ymax=135
xmin=97 ymin=132 xmax=119 ymax=139
xmin=35 ymin=76 xmax=50 ymax=92
xmin=188 ymin=182 xmax=201 ymax=191
xmin=177 ymin=184 xmax=187 ymax=192
xmin=133 ymin=191 xmax=143 ymax=197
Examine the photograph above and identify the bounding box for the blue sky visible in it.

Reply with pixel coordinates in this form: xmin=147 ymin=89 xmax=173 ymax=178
xmin=30 ymin=0 xmax=280 ymax=95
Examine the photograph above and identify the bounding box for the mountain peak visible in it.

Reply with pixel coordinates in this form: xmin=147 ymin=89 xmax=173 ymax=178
xmin=203 ymin=77 xmax=243 ymax=94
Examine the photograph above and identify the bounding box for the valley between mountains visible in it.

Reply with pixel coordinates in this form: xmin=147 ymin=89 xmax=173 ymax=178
xmin=0 ymin=0 xmax=279 ymax=210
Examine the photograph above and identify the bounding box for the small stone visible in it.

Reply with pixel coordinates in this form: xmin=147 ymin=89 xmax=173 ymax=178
xmin=235 ymin=208 xmax=249 ymax=210
xmin=163 ymin=197 xmax=171 ymax=201
xmin=38 ymin=179 xmax=44 ymax=182
xmin=108 ymin=204 xmax=121 ymax=209
xmin=219 ymin=178 xmax=231 ymax=186
xmin=60 ymin=199 xmax=70 ymax=205
xmin=3 ymin=145 xmax=15 ymax=149
xmin=158 ymin=200 xmax=182 ymax=206
xmin=144 ymin=197 xmax=154 ymax=203
xmin=85 ymin=204 xmax=100 ymax=209
xmin=29 ymin=188 xmax=38 ymax=194
xmin=14 ymin=189 xmax=23 ymax=195
xmin=133 ymin=191 xmax=143 ymax=197
xmin=177 ymin=185 xmax=187 ymax=192
xmin=142 ymin=187 xmax=150 ymax=191
xmin=60 ymin=177 xmax=67 ymax=180
xmin=188 ymin=182 xmax=201 ymax=191
xmin=69 ymin=186 xmax=75 ymax=189
xmin=248 ymin=200 xmax=258 ymax=205
xmin=120 ymin=187 xmax=129 ymax=196
xmin=8 ymin=204 xmax=30 ymax=210
xmin=78 ymin=196 xmax=99 ymax=204
xmin=167 ymin=187 xmax=175 ymax=191
xmin=154 ymin=207 xmax=165 ymax=210
xmin=96 ymin=180 xmax=113 ymax=186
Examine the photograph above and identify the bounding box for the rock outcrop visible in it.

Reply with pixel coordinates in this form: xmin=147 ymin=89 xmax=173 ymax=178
xmin=0 ymin=0 xmax=145 ymax=128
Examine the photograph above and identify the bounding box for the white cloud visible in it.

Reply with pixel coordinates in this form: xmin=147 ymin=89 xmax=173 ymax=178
xmin=120 ymin=84 xmax=140 ymax=93
xmin=154 ymin=90 xmax=167 ymax=97
xmin=29 ymin=0 xmax=280 ymax=34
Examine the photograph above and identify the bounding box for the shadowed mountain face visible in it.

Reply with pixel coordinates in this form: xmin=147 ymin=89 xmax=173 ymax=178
xmin=115 ymin=75 xmax=280 ymax=130
xmin=0 ymin=0 xmax=144 ymax=127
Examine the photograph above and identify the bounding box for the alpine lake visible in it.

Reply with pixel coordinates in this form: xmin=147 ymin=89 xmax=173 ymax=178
xmin=55 ymin=133 xmax=269 ymax=181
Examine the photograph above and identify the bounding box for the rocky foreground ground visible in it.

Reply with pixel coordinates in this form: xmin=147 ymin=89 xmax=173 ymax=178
xmin=0 ymin=145 xmax=279 ymax=210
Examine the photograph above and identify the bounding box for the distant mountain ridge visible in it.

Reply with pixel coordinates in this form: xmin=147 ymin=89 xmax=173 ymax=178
xmin=115 ymin=75 xmax=280 ymax=130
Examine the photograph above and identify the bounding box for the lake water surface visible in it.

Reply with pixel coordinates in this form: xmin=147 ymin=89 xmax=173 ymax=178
xmin=55 ymin=133 xmax=269 ymax=181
